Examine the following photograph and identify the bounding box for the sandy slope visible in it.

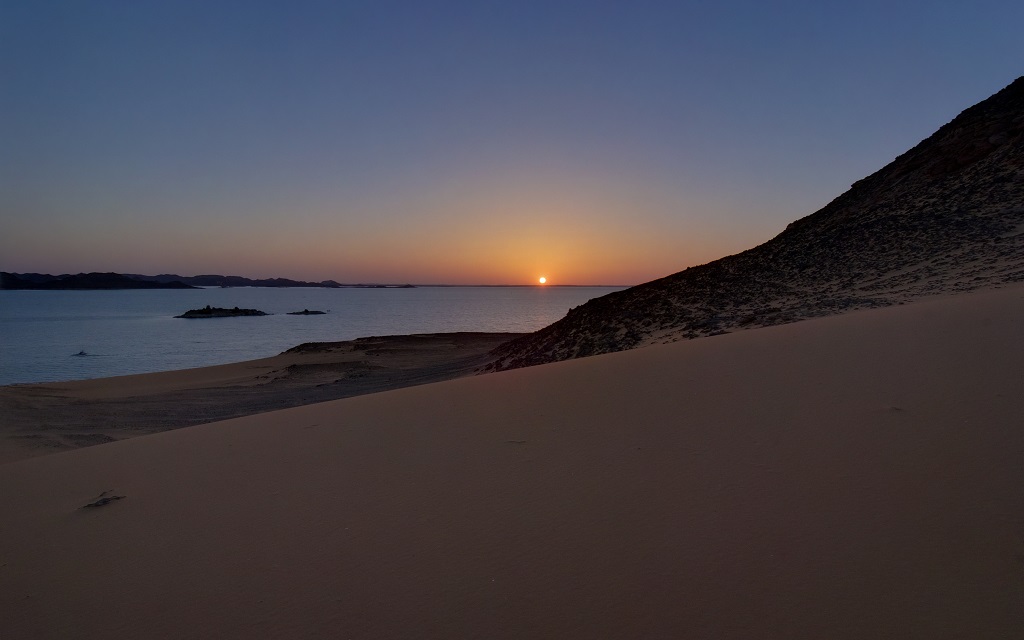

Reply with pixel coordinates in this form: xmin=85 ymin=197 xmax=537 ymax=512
xmin=2 ymin=285 xmax=1023 ymax=638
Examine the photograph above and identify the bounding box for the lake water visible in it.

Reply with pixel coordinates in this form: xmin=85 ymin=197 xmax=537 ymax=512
xmin=0 ymin=286 xmax=622 ymax=386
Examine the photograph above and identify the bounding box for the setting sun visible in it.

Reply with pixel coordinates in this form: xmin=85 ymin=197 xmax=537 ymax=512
xmin=538 ymin=277 xmax=547 ymax=284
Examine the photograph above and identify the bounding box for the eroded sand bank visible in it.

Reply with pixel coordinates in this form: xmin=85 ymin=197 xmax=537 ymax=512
xmin=0 ymin=332 xmax=523 ymax=463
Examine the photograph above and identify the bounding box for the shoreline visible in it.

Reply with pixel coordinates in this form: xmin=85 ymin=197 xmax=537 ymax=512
xmin=4 ymin=283 xmax=1022 ymax=464
xmin=0 ymin=332 xmax=524 ymax=464
xmin=0 ymin=285 xmax=626 ymax=388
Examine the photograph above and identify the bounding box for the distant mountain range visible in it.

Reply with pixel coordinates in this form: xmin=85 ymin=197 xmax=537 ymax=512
xmin=0 ymin=272 xmax=415 ymax=290
xmin=128 ymin=274 xmax=349 ymax=288
xmin=0 ymin=272 xmax=197 ymax=290
xmin=488 ymin=75 xmax=1024 ymax=370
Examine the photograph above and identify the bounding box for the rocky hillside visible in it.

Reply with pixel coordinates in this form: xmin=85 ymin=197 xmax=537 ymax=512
xmin=488 ymin=76 xmax=1024 ymax=371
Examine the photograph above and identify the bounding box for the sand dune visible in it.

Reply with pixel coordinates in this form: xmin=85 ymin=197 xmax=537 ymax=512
xmin=2 ymin=285 xmax=1023 ymax=638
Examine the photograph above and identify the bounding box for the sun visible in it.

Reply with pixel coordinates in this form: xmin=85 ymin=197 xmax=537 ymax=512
xmin=538 ymin=276 xmax=547 ymax=284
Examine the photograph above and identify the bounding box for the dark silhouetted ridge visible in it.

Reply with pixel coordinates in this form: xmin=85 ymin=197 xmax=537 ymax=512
xmin=0 ymin=272 xmax=196 ymax=290
xmin=489 ymin=76 xmax=1024 ymax=371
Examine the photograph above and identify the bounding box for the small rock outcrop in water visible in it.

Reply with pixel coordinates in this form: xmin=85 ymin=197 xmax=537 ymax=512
xmin=287 ymin=309 xmax=326 ymax=315
xmin=488 ymin=76 xmax=1024 ymax=371
xmin=175 ymin=305 xmax=268 ymax=318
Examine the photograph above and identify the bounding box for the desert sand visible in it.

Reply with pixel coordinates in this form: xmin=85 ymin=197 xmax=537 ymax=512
xmin=2 ymin=285 xmax=1023 ymax=638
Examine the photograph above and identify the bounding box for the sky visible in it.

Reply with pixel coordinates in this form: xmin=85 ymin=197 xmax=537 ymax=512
xmin=1 ymin=1 xmax=1022 ymax=285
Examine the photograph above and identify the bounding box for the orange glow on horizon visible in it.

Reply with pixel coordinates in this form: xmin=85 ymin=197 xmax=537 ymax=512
xmin=23 ymin=177 xmax=760 ymax=287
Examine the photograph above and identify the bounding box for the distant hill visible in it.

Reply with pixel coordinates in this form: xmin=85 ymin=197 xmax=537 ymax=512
xmin=128 ymin=274 xmax=415 ymax=288
xmin=0 ymin=272 xmax=408 ymax=290
xmin=0 ymin=272 xmax=196 ymax=290
xmin=488 ymin=76 xmax=1024 ymax=371
xmin=129 ymin=274 xmax=348 ymax=288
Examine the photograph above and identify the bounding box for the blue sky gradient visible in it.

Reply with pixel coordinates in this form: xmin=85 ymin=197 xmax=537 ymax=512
xmin=2 ymin=1 xmax=1022 ymax=284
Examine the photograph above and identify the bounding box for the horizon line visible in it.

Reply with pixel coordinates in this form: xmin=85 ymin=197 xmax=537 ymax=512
xmin=410 ymin=283 xmax=631 ymax=288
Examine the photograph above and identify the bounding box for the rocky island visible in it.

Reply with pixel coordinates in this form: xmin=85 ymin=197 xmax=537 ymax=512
xmin=175 ymin=306 xmax=268 ymax=319
xmin=287 ymin=309 xmax=326 ymax=315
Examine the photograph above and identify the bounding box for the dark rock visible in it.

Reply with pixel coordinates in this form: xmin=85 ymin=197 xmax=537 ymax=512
xmin=81 ymin=491 xmax=125 ymax=509
xmin=175 ymin=305 xmax=268 ymax=318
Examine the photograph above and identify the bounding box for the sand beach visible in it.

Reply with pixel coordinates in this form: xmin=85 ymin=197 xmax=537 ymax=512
xmin=0 ymin=332 xmax=523 ymax=464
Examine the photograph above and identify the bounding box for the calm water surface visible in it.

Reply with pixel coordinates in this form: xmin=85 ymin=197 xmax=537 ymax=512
xmin=0 ymin=286 xmax=622 ymax=386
